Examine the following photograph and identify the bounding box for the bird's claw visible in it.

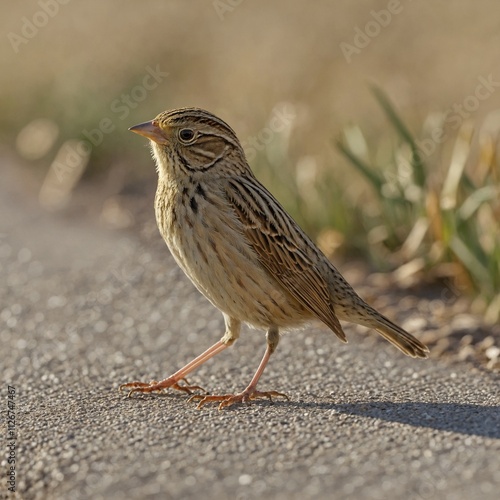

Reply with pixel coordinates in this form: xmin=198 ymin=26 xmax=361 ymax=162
xmin=119 ymin=377 xmax=206 ymax=397
xmin=189 ymin=389 xmax=289 ymax=410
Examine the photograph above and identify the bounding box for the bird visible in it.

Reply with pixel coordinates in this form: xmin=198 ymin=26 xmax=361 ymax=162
xmin=119 ymin=107 xmax=429 ymax=410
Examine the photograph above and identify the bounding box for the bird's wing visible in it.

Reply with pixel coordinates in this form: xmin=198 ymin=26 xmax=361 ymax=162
xmin=225 ymin=176 xmax=346 ymax=342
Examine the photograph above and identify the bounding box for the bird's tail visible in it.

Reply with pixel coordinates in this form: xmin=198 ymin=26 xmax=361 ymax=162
xmin=350 ymin=303 xmax=429 ymax=358
xmin=373 ymin=317 xmax=428 ymax=358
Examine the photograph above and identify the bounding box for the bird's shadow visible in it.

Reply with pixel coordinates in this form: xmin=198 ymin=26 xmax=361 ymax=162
xmin=118 ymin=388 xmax=500 ymax=439
xmin=277 ymin=400 xmax=500 ymax=439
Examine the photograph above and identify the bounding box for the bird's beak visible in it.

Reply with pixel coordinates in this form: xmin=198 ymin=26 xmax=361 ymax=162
xmin=128 ymin=120 xmax=168 ymax=144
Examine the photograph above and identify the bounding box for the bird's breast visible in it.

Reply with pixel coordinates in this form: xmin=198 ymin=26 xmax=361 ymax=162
xmin=153 ymin=179 xmax=309 ymax=328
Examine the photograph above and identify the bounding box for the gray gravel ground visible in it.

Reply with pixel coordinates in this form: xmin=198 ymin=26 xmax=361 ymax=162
xmin=1 ymin=165 xmax=500 ymax=500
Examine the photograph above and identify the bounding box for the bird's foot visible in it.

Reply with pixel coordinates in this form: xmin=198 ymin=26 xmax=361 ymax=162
xmin=119 ymin=377 xmax=206 ymax=397
xmin=189 ymin=387 xmax=289 ymax=410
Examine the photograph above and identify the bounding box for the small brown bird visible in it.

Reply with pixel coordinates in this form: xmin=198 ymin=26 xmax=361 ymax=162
xmin=120 ymin=107 xmax=428 ymax=409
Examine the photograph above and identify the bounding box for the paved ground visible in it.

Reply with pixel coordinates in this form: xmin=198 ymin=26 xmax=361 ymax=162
xmin=1 ymin=165 xmax=499 ymax=500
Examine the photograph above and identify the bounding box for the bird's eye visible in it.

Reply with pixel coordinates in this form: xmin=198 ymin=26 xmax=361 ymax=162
xmin=179 ymin=128 xmax=195 ymax=142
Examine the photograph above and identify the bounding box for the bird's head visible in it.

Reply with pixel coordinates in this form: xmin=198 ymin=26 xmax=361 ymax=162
xmin=129 ymin=107 xmax=248 ymax=178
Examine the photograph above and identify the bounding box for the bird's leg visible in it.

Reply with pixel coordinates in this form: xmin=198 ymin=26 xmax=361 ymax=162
xmin=119 ymin=341 xmax=227 ymax=396
xmin=120 ymin=316 xmax=241 ymax=397
xmin=190 ymin=326 xmax=288 ymax=410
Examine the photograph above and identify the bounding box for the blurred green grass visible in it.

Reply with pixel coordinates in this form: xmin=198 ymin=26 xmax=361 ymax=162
xmin=336 ymin=89 xmax=500 ymax=321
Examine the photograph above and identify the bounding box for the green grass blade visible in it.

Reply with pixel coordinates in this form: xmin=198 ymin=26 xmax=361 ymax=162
xmin=336 ymin=138 xmax=384 ymax=193
xmin=371 ymin=86 xmax=426 ymax=188
xmin=458 ymin=185 xmax=498 ymax=220
xmin=449 ymin=235 xmax=492 ymax=289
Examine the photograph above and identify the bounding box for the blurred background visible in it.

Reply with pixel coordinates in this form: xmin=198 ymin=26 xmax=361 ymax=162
xmin=2 ymin=1 xmax=499 ymax=326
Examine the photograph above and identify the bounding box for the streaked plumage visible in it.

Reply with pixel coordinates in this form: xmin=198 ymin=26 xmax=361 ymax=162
xmin=120 ymin=107 xmax=429 ymax=409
